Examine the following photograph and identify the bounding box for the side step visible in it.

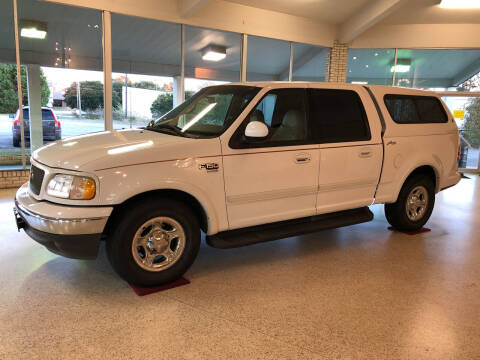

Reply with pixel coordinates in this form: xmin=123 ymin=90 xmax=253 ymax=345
xmin=206 ymin=207 xmax=373 ymax=249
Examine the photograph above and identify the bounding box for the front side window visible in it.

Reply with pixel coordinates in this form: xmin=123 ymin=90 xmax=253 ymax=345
xmin=230 ymin=88 xmax=309 ymax=148
xmin=384 ymin=95 xmax=448 ymax=124
xmin=149 ymin=85 xmax=260 ymax=137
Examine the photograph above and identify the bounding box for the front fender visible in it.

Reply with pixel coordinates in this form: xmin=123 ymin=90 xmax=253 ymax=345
xmin=95 ymin=158 xmax=228 ymax=235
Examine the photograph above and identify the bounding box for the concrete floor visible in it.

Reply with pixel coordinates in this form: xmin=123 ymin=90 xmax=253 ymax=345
xmin=1 ymin=176 xmax=479 ymax=359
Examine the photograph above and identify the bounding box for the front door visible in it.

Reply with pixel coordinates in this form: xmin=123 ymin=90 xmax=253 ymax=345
xmin=222 ymin=88 xmax=320 ymax=230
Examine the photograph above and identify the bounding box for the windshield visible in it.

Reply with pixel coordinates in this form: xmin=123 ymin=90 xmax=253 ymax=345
xmin=148 ymin=85 xmax=260 ymax=137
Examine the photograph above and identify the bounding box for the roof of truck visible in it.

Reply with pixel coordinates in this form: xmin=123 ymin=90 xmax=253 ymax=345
xmin=220 ymin=81 xmax=438 ymax=96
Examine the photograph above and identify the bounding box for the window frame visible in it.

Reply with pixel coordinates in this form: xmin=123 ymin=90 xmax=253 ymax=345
xmin=228 ymin=87 xmax=312 ymax=149
xmin=383 ymin=94 xmax=448 ymax=124
xmin=307 ymin=88 xmax=371 ymax=144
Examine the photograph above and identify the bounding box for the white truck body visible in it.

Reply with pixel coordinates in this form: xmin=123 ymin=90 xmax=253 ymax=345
xmin=14 ymin=82 xmax=461 ymax=284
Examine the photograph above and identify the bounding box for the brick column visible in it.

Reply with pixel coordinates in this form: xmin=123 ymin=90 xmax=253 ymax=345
xmin=325 ymin=41 xmax=349 ymax=83
xmin=0 ymin=170 xmax=29 ymax=189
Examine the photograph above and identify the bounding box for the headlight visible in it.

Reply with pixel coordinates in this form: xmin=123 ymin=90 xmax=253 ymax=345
xmin=46 ymin=174 xmax=96 ymax=200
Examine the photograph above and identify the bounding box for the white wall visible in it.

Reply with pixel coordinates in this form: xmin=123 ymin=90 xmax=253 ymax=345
xmin=122 ymin=86 xmax=163 ymax=119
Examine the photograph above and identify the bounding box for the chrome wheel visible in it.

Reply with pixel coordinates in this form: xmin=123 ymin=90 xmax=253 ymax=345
xmin=131 ymin=217 xmax=186 ymax=272
xmin=405 ymin=185 xmax=428 ymax=222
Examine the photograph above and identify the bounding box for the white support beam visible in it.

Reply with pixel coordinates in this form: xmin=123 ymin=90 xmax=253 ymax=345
xmin=102 ymin=11 xmax=113 ymax=131
xmin=338 ymin=0 xmax=408 ymax=43
xmin=180 ymin=0 xmax=211 ymax=17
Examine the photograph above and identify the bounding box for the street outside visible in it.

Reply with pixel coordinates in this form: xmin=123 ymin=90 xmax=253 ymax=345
xmin=0 ymin=112 xmax=146 ymax=151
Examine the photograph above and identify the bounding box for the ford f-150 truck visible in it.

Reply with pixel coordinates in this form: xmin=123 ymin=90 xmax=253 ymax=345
xmin=14 ymin=82 xmax=461 ymax=286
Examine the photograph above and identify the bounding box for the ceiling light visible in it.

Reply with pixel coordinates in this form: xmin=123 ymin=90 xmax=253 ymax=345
xmin=439 ymin=0 xmax=480 ymax=8
xmin=374 ymin=53 xmax=379 ymax=56
xmin=365 ymin=64 xmax=369 ymax=68
xmin=20 ymin=20 xmax=47 ymax=39
xmin=391 ymin=64 xmax=411 ymax=73
xmin=391 ymin=58 xmax=411 ymax=73
xmin=352 ymin=81 xmax=368 ymax=84
xmin=201 ymin=45 xmax=227 ymax=62
xmin=353 ymin=56 xmax=357 ymax=60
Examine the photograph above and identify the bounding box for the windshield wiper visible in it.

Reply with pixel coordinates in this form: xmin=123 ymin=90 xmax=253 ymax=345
xmin=145 ymin=123 xmax=186 ymax=137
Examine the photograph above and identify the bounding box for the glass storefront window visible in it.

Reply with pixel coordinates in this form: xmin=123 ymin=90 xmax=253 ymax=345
xmin=442 ymin=96 xmax=480 ymax=170
xmin=346 ymin=48 xmax=395 ymax=85
xmin=247 ymin=36 xmax=290 ymax=81
xmin=395 ymin=49 xmax=480 ymax=91
xmin=112 ymin=13 xmax=180 ymax=127
xmin=292 ymin=43 xmax=328 ymax=82
xmin=0 ymin=0 xmax=22 ymax=167
xmin=185 ymin=26 xmax=241 ymax=91
xmin=18 ymin=0 xmax=104 ymax=152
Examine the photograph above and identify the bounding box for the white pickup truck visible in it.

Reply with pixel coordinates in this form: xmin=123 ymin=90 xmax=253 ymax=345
xmin=14 ymin=82 xmax=461 ymax=286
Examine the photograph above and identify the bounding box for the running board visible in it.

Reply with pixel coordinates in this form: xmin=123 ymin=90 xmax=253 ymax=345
xmin=206 ymin=207 xmax=374 ymax=249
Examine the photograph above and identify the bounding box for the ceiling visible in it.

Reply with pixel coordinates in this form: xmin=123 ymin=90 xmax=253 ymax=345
xmin=381 ymin=0 xmax=480 ymax=24
xmin=224 ymin=0 xmax=480 ymax=25
xmin=224 ymin=0 xmax=372 ymax=25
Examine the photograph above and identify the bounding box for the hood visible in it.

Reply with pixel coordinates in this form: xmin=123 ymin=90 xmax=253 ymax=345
xmin=33 ymin=129 xmax=221 ymax=172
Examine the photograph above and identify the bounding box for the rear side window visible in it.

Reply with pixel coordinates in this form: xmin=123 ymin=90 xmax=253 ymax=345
xmin=308 ymin=89 xmax=370 ymax=143
xmin=22 ymin=109 xmax=55 ymax=120
xmin=384 ymin=95 xmax=447 ymax=124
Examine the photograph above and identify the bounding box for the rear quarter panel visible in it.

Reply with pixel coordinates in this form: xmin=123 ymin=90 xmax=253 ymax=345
xmin=368 ymin=86 xmax=459 ymax=204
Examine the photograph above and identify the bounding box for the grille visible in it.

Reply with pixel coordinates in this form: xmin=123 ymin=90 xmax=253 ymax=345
xmin=29 ymin=165 xmax=45 ymax=195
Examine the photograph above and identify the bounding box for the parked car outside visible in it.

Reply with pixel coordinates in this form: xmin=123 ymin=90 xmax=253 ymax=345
xmin=12 ymin=106 xmax=61 ymax=147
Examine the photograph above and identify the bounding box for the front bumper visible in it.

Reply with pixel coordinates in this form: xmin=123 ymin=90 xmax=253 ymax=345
xmin=14 ymin=183 xmax=113 ymax=259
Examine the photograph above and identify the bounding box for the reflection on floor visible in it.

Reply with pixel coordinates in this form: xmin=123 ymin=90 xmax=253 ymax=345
xmin=1 ymin=176 xmax=480 ymax=359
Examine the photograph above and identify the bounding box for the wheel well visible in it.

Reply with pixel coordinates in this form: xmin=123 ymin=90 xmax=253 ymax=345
xmin=103 ymin=190 xmax=209 ymax=237
xmin=405 ymin=165 xmax=437 ymax=191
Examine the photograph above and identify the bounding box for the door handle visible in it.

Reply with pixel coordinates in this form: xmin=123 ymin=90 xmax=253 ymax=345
xmin=359 ymin=151 xmax=372 ymax=158
xmin=295 ymin=153 xmax=311 ymax=164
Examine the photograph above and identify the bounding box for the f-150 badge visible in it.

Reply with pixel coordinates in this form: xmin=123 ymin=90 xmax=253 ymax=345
xmin=199 ymin=163 xmax=219 ymax=172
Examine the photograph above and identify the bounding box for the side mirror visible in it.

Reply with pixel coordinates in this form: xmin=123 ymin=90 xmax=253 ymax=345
xmin=9 ymin=114 xmax=14 ymax=119
xmin=244 ymin=121 xmax=268 ymax=141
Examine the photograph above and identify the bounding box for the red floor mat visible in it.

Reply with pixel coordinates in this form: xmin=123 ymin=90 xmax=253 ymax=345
xmin=388 ymin=226 xmax=431 ymax=236
xmin=129 ymin=277 xmax=190 ymax=296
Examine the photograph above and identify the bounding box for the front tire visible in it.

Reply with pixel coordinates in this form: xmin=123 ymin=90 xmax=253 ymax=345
xmin=106 ymin=198 xmax=201 ymax=286
xmin=384 ymin=175 xmax=435 ymax=231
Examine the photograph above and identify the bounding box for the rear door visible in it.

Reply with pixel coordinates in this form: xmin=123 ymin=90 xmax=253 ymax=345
xmin=308 ymin=84 xmax=383 ymax=214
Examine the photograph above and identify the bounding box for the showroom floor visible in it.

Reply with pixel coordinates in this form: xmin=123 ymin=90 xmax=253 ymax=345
xmin=1 ymin=176 xmax=480 ymax=359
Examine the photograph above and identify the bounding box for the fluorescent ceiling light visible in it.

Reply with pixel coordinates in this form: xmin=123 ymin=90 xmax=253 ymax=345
xmin=20 ymin=20 xmax=47 ymax=39
xmin=201 ymin=45 xmax=226 ymax=62
xmin=352 ymin=81 xmax=368 ymax=84
xmin=391 ymin=65 xmax=411 ymax=73
xmin=439 ymin=0 xmax=480 ymax=8
xmin=390 ymin=58 xmax=411 ymax=73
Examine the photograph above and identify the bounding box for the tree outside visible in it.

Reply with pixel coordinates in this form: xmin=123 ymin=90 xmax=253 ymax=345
xmin=0 ymin=64 xmax=50 ymax=113
xmin=64 ymin=81 xmax=104 ymax=111
xmin=460 ymin=72 xmax=480 ymax=149
xmin=150 ymin=91 xmax=195 ymax=118
xmin=462 ymin=98 xmax=480 ymax=148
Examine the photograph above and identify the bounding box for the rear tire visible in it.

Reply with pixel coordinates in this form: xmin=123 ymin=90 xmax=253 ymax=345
xmin=106 ymin=198 xmax=201 ymax=286
xmin=384 ymin=175 xmax=435 ymax=231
